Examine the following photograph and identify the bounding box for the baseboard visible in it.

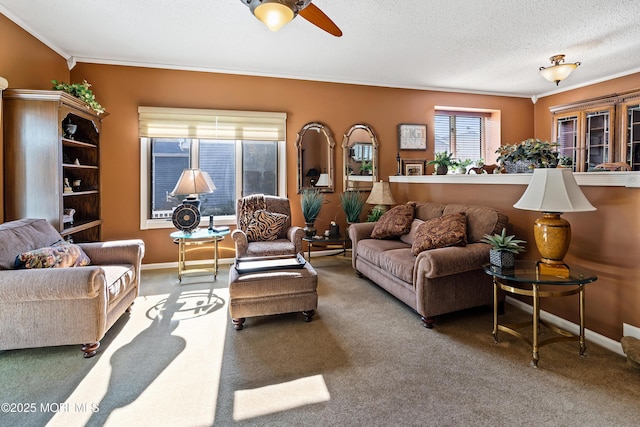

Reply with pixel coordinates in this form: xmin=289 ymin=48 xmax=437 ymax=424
xmin=505 ymin=296 xmax=624 ymax=357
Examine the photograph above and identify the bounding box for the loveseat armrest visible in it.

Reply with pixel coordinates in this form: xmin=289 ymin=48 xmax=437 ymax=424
xmin=0 ymin=267 xmax=107 ymax=302
xmin=415 ymin=242 xmax=489 ymax=280
xmin=347 ymin=222 xmax=377 ymax=269
xmin=232 ymin=229 xmax=249 ymax=257
xmin=287 ymin=226 xmax=305 ymax=255
xmin=78 ymin=239 xmax=145 ymax=267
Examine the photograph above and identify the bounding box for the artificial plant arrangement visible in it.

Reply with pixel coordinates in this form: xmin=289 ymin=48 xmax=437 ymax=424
xmin=427 ymin=151 xmax=453 ymax=175
xmin=301 ymin=188 xmax=325 ymax=237
xmin=495 ymin=138 xmax=559 ymax=172
xmin=340 ymin=190 xmax=365 ymax=223
xmin=481 ymin=228 xmax=526 ymax=268
xmin=51 ymin=80 xmax=106 ymax=114
xmin=366 ymin=206 xmax=385 ymax=222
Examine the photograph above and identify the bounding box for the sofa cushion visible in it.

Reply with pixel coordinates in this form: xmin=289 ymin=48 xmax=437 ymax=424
xmin=102 ymin=265 xmax=135 ymax=306
xmin=378 ymin=248 xmax=416 ymax=284
xmin=442 ymin=204 xmax=509 ymax=243
xmin=400 ymin=219 xmax=424 ymax=245
xmin=15 ymin=241 xmax=91 ymax=269
xmin=413 ymin=202 xmax=446 ymax=222
xmin=412 ymin=212 xmax=467 ymax=255
xmin=371 ymin=204 xmax=415 ymax=239
xmin=356 ymin=239 xmax=410 ymax=268
xmin=245 ymin=210 xmax=288 ymax=242
xmin=0 ymin=219 xmax=63 ymax=270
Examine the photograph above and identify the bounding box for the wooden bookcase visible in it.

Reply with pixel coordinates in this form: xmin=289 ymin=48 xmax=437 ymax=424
xmin=3 ymin=89 xmax=104 ymax=242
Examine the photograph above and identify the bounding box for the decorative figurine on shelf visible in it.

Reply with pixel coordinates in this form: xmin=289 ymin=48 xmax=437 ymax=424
xmin=74 ymin=158 xmax=81 ymax=166
xmin=64 ymin=123 xmax=77 ymax=139
xmin=72 ymin=179 xmax=81 ymax=192
xmin=63 ymin=178 xmax=73 ymax=193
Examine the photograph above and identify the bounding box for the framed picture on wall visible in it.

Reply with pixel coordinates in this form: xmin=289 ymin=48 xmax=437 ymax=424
xmin=402 ymin=159 xmax=426 ymax=176
xmin=398 ymin=123 xmax=427 ymax=150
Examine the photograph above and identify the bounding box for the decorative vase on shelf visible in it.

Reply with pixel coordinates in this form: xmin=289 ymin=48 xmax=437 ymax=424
xmin=436 ymin=165 xmax=448 ymax=175
xmin=304 ymin=222 xmax=316 ymax=238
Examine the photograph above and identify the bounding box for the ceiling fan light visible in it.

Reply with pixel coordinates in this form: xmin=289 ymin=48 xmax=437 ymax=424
xmin=539 ymin=54 xmax=580 ymax=85
xmin=254 ymin=1 xmax=295 ymax=32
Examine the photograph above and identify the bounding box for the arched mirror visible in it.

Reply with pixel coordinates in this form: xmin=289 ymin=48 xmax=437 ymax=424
xmin=295 ymin=122 xmax=335 ymax=193
xmin=342 ymin=123 xmax=378 ymax=192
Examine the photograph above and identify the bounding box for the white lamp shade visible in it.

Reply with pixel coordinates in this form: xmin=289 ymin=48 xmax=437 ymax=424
xmin=366 ymin=181 xmax=396 ymax=206
xmin=315 ymin=173 xmax=330 ymax=187
xmin=254 ymin=1 xmax=294 ymax=32
xmin=170 ymin=169 xmax=216 ymax=196
xmin=514 ymin=168 xmax=596 ymax=213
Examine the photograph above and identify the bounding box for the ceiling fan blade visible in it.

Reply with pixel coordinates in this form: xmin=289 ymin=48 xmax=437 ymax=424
xmin=299 ymin=3 xmax=342 ymax=37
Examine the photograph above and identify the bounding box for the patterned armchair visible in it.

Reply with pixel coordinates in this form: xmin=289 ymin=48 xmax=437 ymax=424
xmin=232 ymin=195 xmax=304 ymax=258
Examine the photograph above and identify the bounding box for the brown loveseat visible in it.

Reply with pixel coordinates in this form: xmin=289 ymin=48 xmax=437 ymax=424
xmin=0 ymin=218 xmax=145 ymax=357
xmin=348 ymin=202 xmax=508 ymax=328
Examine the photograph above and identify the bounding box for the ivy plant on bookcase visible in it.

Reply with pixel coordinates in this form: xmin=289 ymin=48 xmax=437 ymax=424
xmin=3 ymin=89 xmax=104 ymax=242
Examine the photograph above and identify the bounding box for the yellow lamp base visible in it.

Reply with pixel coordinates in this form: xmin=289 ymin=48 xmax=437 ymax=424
xmin=534 ymin=212 xmax=571 ymax=264
xmin=537 ymin=261 xmax=570 ymax=278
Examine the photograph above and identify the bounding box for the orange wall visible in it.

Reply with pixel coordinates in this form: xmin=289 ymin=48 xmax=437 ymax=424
xmin=68 ymin=63 xmax=533 ymax=265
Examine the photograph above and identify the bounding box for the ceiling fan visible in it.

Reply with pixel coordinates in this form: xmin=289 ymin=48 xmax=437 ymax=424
xmin=241 ymin=0 xmax=342 ymax=37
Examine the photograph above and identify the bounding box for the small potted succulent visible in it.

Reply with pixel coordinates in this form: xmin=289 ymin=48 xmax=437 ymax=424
xmin=427 ymin=151 xmax=454 ymax=175
xmin=481 ymin=228 xmax=526 ymax=268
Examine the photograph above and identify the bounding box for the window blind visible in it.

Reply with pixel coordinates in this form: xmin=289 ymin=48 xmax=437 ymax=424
xmin=138 ymin=106 xmax=286 ymax=141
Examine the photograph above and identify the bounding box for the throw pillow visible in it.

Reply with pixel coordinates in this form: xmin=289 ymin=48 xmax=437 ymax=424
xmin=15 ymin=240 xmax=91 ymax=269
xmin=245 ymin=209 xmax=288 ymax=242
xmin=411 ymin=212 xmax=467 ymax=255
xmin=371 ymin=204 xmax=415 ymax=239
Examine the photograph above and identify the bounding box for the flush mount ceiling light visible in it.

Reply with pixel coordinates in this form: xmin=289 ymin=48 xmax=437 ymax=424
xmin=539 ymin=54 xmax=581 ymax=86
xmin=242 ymin=0 xmax=342 ymax=36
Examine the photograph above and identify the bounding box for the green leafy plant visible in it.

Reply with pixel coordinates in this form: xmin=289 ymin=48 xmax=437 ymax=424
xmin=301 ymin=188 xmax=324 ymax=224
xmin=340 ymin=191 xmax=365 ymax=223
xmin=427 ymin=151 xmax=454 ymax=167
xmin=481 ymin=228 xmax=526 ymax=253
xmin=360 ymin=160 xmax=372 ymax=174
xmin=51 ymin=80 xmax=105 ymax=114
xmin=495 ymin=138 xmax=559 ymax=169
xmin=366 ymin=206 xmax=385 ymax=222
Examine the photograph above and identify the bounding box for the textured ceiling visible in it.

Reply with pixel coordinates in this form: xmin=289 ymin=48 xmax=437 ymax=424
xmin=2 ymin=0 xmax=640 ymax=98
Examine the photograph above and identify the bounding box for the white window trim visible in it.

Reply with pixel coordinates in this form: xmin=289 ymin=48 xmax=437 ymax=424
xmin=139 ymin=138 xmax=286 ymax=230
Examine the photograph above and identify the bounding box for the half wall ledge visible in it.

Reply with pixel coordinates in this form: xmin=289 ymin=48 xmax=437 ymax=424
xmin=390 ymin=171 xmax=640 ymax=188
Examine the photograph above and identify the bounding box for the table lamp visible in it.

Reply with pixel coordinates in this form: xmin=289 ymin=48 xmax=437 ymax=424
xmin=513 ymin=168 xmax=595 ymax=277
xmin=315 ymin=173 xmax=330 ymax=187
xmin=170 ymin=168 xmax=216 ymax=209
xmin=306 ymin=168 xmax=320 ymax=186
xmin=366 ymin=180 xmax=396 ymax=214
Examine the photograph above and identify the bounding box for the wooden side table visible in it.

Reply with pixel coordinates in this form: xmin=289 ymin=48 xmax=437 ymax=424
xmin=483 ymin=261 xmax=597 ymax=367
xmin=170 ymin=228 xmax=230 ymax=282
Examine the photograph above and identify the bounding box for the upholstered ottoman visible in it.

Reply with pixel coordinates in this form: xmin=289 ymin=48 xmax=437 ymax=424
xmin=228 ymin=262 xmax=318 ymax=330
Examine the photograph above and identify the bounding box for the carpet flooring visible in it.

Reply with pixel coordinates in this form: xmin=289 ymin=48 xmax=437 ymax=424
xmin=1 ymin=255 xmax=639 ymax=426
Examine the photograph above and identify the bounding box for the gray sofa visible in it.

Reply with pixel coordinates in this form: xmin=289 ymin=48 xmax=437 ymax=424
xmin=0 ymin=218 xmax=145 ymax=357
xmin=348 ymin=202 xmax=509 ymax=327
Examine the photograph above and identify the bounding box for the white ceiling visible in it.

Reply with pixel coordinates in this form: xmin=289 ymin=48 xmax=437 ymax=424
xmin=3 ymin=0 xmax=640 ymax=98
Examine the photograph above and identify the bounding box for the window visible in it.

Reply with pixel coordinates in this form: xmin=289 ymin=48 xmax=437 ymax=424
xmin=434 ymin=108 xmax=500 ymax=165
xmin=139 ymin=107 xmax=286 ymax=229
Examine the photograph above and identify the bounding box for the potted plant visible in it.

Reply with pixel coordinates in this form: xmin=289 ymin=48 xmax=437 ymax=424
xmin=340 ymin=190 xmax=365 ymax=224
xmin=301 ymin=188 xmax=324 ymax=237
xmin=51 ymin=80 xmax=106 ymax=114
xmin=366 ymin=206 xmax=385 ymax=222
xmin=495 ymin=138 xmax=559 ymax=173
xmin=452 ymin=158 xmax=473 ymax=174
xmin=481 ymin=228 xmax=526 ymax=268
xmin=360 ymin=160 xmax=372 ymax=175
xmin=427 ymin=151 xmax=453 ymax=175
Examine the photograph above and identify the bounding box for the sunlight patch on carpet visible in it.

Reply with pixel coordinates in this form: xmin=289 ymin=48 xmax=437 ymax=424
xmin=233 ymin=374 xmax=330 ymax=420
